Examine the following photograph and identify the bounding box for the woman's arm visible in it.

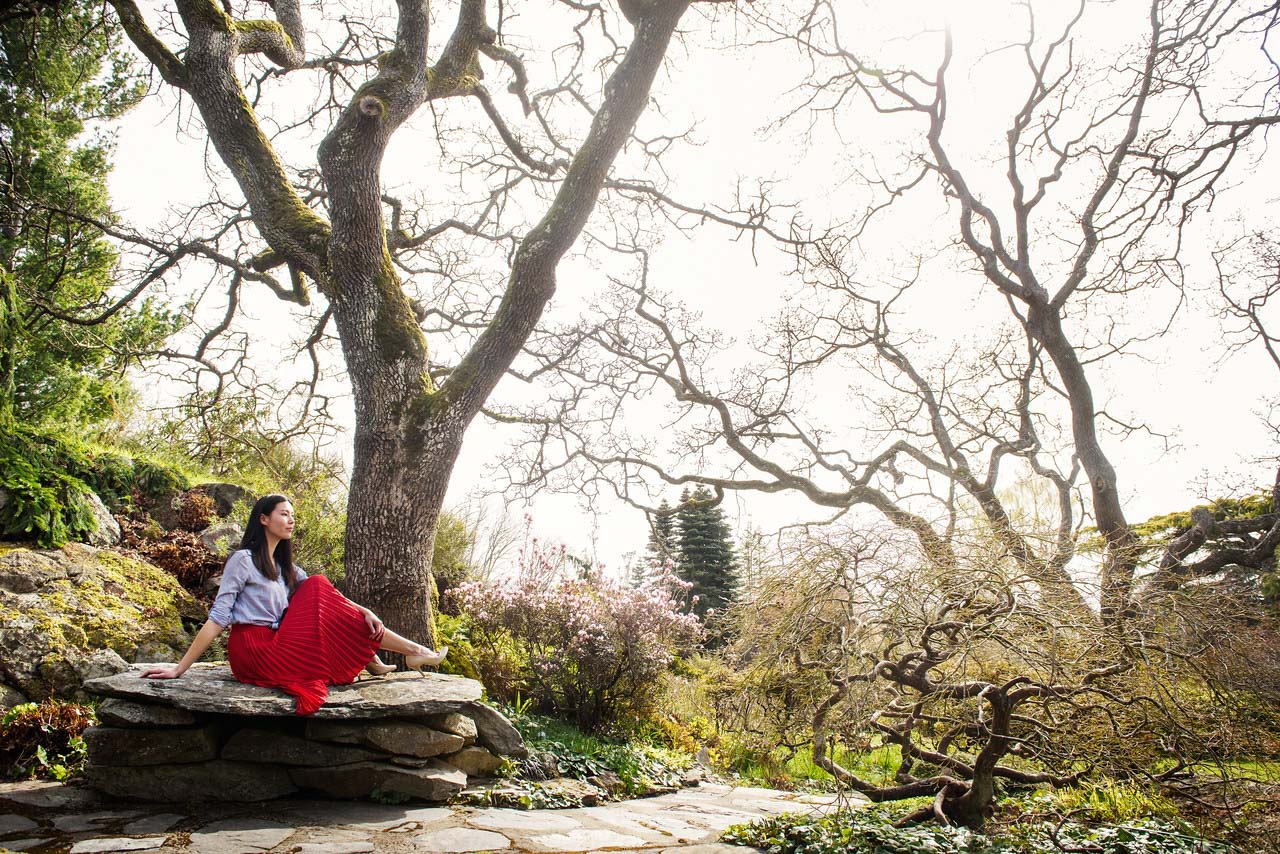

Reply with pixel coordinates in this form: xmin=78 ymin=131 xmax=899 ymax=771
xmin=356 ymin=604 xmax=384 ymax=639
xmin=140 ymin=619 xmax=225 ymax=679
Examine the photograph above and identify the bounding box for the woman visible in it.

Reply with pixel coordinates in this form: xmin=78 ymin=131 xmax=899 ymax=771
xmin=141 ymin=494 xmax=446 ymax=715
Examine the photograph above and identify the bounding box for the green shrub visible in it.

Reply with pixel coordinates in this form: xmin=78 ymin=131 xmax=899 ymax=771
xmin=723 ymin=807 xmax=1231 ymax=854
xmin=0 ymin=700 xmax=95 ymax=781
xmin=0 ymin=424 xmax=190 ymax=546
xmin=504 ymin=707 xmax=692 ymax=800
xmin=434 ymin=612 xmax=482 ymax=681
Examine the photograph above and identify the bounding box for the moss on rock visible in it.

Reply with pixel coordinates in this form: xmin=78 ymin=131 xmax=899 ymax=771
xmin=0 ymin=543 xmax=200 ymax=700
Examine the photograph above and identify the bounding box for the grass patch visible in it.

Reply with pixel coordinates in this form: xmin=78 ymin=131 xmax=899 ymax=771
xmin=728 ymin=742 xmax=903 ymax=791
xmin=1051 ymin=780 xmax=1180 ymax=823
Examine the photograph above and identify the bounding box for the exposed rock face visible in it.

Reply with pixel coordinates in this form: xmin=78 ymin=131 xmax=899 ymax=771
xmin=147 ymin=483 xmax=248 ymax=532
xmin=0 ymin=545 xmax=201 ymax=701
xmin=196 ymin=483 xmax=251 ymax=518
xmin=81 ymin=664 xmax=528 ymax=804
xmin=197 ymin=522 xmax=244 ymax=557
xmin=0 ymin=683 xmax=27 ymax=711
xmin=84 ymin=492 xmax=122 ymax=548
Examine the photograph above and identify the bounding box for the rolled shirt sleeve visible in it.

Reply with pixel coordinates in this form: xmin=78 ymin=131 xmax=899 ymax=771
xmin=208 ymin=550 xmax=252 ymax=627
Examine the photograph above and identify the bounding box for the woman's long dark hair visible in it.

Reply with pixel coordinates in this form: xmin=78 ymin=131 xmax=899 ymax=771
xmin=237 ymin=494 xmax=298 ymax=589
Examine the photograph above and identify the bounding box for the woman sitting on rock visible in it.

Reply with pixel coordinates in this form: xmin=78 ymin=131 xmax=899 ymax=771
xmin=141 ymin=494 xmax=446 ymax=714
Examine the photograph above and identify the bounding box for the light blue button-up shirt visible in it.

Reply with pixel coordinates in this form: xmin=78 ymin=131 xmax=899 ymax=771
xmin=208 ymin=549 xmax=307 ymax=629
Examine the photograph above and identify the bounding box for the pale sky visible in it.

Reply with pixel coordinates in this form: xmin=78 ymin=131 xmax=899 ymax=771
xmin=106 ymin=0 xmax=1279 ymax=574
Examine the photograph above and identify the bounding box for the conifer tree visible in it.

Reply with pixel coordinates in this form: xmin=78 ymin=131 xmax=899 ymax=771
xmin=0 ymin=1 xmax=173 ymax=427
xmin=645 ymin=500 xmax=677 ymax=567
xmin=632 ymin=500 xmax=677 ymax=588
xmin=674 ymin=487 xmax=739 ymax=619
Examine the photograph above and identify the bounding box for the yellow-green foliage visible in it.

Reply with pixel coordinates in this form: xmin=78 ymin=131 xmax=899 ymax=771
xmin=1134 ymin=493 xmax=1275 ymax=539
xmin=1052 ymin=780 xmax=1179 ymax=823
xmin=1088 ymin=493 xmax=1277 ymax=554
xmin=434 ymin=612 xmax=481 ymax=682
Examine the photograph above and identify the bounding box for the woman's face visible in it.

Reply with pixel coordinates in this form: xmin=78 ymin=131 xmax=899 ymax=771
xmin=260 ymin=501 xmax=295 ymax=542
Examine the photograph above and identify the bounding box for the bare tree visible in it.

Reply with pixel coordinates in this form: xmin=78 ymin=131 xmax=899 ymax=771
xmin=102 ymin=0 xmax=710 ymax=644
xmin=500 ymin=0 xmax=1280 ymax=620
xmin=728 ymin=526 xmax=1273 ymax=830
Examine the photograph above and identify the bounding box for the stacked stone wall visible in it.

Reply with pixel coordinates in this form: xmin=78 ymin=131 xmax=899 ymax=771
xmin=81 ymin=665 xmax=526 ymax=803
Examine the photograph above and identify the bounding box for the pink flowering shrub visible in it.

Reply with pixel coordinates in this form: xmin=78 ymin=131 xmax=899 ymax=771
xmin=450 ymin=536 xmax=701 ymax=732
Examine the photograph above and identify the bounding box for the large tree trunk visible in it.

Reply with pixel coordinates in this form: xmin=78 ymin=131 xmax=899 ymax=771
xmin=1027 ymin=306 xmax=1138 ymax=620
xmin=341 ymin=410 xmax=464 ymax=649
xmin=941 ymin=702 xmax=1013 ymax=829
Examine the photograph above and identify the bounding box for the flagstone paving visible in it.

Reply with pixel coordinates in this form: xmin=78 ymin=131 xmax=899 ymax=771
xmin=0 ymin=781 xmax=844 ymax=854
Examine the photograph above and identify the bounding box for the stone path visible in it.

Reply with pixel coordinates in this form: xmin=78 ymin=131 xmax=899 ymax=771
xmin=0 ymin=781 xmax=842 ymax=854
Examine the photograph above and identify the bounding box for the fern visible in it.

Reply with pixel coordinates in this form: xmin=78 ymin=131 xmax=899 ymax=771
xmin=0 ymin=423 xmax=189 ymax=547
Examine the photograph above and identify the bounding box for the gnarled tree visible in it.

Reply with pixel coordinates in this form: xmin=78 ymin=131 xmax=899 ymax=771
xmin=502 ymin=0 xmax=1280 ymax=619
xmin=104 ymin=0 xmax=703 ymax=644
xmin=492 ymin=0 xmax=1280 ymax=826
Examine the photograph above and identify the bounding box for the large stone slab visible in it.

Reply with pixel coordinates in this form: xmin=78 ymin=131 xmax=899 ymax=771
xmin=83 ymin=724 xmax=219 ymax=766
xmin=84 ymin=759 xmax=298 ymax=801
xmin=84 ymin=665 xmax=483 ymax=718
xmin=221 ymin=728 xmax=381 ymax=766
xmin=463 ymin=702 xmax=528 ymax=758
xmin=307 ymin=720 xmax=463 ymax=757
xmin=69 ymin=837 xmax=165 ymax=854
xmin=188 ymin=818 xmax=294 ymax=854
xmin=97 ymin=697 xmax=197 ymax=728
xmin=71 ymin=839 xmax=166 ymax=850
xmin=414 ymin=827 xmax=511 ymax=853
xmin=290 ymin=760 xmax=467 ymax=801
xmin=528 ymin=828 xmax=647 ymax=851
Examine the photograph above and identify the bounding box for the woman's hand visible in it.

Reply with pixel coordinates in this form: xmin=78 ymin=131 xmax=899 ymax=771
xmin=363 ymin=608 xmax=384 ymax=639
xmin=140 ymin=665 xmax=183 ymax=679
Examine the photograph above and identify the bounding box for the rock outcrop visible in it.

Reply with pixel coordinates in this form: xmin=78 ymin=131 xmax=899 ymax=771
xmin=81 ymin=664 xmax=527 ymax=803
xmin=0 ymin=544 xmax=203 ymax=702
xmin=84 ymin=492 xmax=122 ymax=548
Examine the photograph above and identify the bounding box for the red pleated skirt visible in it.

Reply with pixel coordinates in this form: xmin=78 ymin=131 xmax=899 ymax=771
xmin=227 ymin=575 xmax=384 ymax=715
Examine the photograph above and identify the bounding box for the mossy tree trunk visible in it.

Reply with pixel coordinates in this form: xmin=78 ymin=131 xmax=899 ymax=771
xmin=109 ymin=0 xmax=693 ymax=646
